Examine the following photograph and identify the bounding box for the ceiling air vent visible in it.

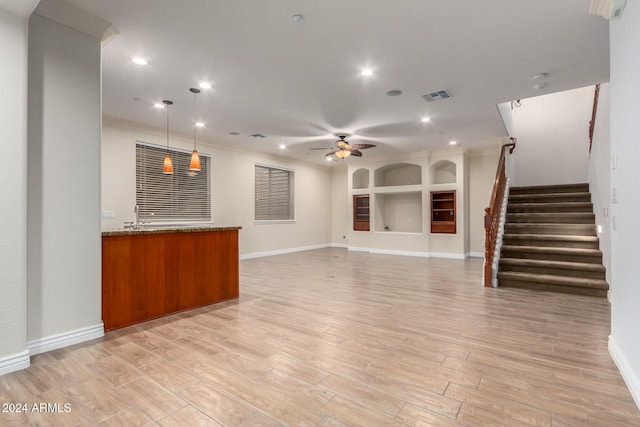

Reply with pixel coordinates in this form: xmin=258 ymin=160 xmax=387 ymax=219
xmin=421 ymin=89 xmax=452 ymax=103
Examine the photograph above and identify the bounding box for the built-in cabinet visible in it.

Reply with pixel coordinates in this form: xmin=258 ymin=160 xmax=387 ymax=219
xmin=430 ymin=190 xmax=456 ymax=233
xmin=348 ymin=150 xmax=467 ymax=257
xmin=353 ymin=194 xmax=370 ymax=231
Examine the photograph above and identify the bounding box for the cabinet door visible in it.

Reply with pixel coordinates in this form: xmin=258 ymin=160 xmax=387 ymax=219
xmin=353 ymin=195 xmax=370 ymax=231
xmin=430 ymin=191 xmax=456 ymax=233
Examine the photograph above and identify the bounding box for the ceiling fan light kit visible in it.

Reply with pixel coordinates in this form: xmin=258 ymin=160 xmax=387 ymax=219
xmin=312 ymin=134 xmax=376 ymax=159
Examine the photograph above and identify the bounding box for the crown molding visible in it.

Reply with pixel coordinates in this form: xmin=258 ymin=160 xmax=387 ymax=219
xmin=34 ymin=0 xmax=119 ymax=45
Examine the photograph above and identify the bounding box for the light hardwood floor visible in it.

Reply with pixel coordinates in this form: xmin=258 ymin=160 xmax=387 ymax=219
xmin=1 ymin=248 xmax=639 ymax=426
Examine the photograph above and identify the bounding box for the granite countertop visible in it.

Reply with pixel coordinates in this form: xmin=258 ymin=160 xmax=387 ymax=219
xmin=102 ymin=225 xmax=242 ymax=237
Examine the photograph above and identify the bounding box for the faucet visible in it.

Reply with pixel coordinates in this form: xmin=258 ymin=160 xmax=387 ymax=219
xmin=134 ymin=204 xmax=140 ymax=227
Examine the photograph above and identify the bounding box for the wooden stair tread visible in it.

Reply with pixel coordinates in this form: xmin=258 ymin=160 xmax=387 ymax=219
xmin=499 ymin=258 xmax=606 ymax=272
xmin=502 ymin=234 xmax=599 ymax=242
xmin=509 ymin=183 xmax=589 ymax=194
xmin=501 ymin=245 xmax=602 ymax=255
xmin=498 ymin=271 xmax=609 ymax=289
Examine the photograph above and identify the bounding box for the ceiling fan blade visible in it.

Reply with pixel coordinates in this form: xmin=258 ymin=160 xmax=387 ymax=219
xmin=309 ymin=147 xmax=334 ymax=150
xmin=325 ymin=151 xmax=336 ymax=157
xmin=349 ymin=143 xmax=376 ymax=150
xmin=349 ymin=149 xmax=363 ymax=157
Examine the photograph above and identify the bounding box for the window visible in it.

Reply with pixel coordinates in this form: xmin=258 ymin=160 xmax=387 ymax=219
xmin=255 ymin=164 xmax=294 ymax=221
xmin=136 ymin=142 xmax=211 ymax=222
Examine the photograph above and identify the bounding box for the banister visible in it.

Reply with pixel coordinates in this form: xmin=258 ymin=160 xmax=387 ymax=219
xmin=588 ymin=84 xmax=600 ymax=155
xmin=483 ymin=137 xmax=516 ymax=287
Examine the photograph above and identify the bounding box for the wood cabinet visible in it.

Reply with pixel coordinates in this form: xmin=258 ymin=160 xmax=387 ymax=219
xmin=431 ymin=190 xmax=456 ymax=234
xmin=102 ymin=228 xmax=240 ymax=331
xmin=353 ymin=194 xmax=370 ymax=231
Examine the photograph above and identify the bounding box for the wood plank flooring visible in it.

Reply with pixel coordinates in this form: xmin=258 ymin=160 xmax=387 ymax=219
xmin=1 ymin=248 xmax=639 ymax=426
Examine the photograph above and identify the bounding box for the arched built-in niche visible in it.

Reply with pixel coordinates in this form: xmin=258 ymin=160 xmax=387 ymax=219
xmin=431 ymin=160 xmax=457 ymax=184
xmin=374 ymin=163 xmax=422 ymax=187
xmin=352 ymin=168 xmax=370 ymax=189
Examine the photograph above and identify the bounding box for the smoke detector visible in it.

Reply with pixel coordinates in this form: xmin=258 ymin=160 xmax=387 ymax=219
xmin=421 ymin=89 xmax=452 ymax=103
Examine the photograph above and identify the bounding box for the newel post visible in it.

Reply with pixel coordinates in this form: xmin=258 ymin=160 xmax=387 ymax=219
xmin=483 ymin=207 xmax=493 ymax=287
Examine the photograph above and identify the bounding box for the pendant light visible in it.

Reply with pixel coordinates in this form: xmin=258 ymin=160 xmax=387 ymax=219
xmin=162 ymin=99 xmax=174 ymax=174
xmin=189 ymin=88 xmax=201 ymax=171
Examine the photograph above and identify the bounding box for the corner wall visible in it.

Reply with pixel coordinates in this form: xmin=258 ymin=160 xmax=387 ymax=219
xmin=608 ymin=2 xmax=640 ymax=408
xmin=0 ymin=8 xmax=29 ymax=374
xmin=27 ymin=14 xmax=103 ymax=350
xmin=511 ymin=86 xmax=594 ymax=187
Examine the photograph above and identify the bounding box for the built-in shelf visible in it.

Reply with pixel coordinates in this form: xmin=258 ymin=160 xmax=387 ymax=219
xmin=431 ymin=190 xmax=456 ymax=234
xmin=374 ymin=163 xmax=422 ymax=187
xmin=352 ymin=168 xmax=370 ymax=189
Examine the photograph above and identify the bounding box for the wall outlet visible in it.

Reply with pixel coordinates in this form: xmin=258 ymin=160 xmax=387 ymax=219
xmin=102 ymin=210 xmax=116 ymax=219
xmin=611 ymin=153 xmax=618 ymax=170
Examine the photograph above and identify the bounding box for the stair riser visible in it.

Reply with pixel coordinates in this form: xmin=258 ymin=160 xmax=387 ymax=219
xmin=501 ymin=250 xmax=602 ymax=264
xmin=497 ymin=278 xmax=607 ymax=297
xmin=502 ymin=238 xmax=599 ymax=249
xmin=509 ymin=184 xmax=590 ymax=195
xmin=507 ymin=205 xmax=594 ymax=213
xmin=506 ymin=214 xmax=595 ymax=224
xmin=509 ymin=195 xmax=591 ymax=203
xmin=499 ymin=264 xmax=606 ymax=280
xmin=504 ymin=224 xmax=596 ymax=236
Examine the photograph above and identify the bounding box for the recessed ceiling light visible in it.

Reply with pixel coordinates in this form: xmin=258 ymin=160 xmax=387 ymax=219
xmin=421 ymin=117 xmax=431 ymax=123
xmin=199 ymin=82 xmax=212 ymax=89
xmin=532 ymin=72 xmax=548 ymax=81
xmin=278 ymin=144 xmax=286 ymax=150
xmin=195 ymin=122 xmax=205 ymax=128
xmin=131 ymin=57 xmax=148 ymax=65
xmin=386 ymin=89 xmax=402 ymax=96
xmin=292 ymin=14 xmax=304 ymax=23
xmin=533 ymin=82 xmax=548 ymax=90
xmin=325 ymin=157 xmax=333 ymax=162
xmin=449 ymin=140 xmax=458 ymax=146
xmin=153 ymin=103 xmax=165 ymax=109
xmin=361 ymin=68 xmax=373 ymax=77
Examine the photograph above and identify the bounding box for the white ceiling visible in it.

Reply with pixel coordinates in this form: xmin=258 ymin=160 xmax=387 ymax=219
xmin=53 ymin=0 xmax=609 ymax=165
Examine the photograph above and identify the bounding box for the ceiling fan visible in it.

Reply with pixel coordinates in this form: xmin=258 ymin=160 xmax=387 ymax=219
xmin=311 ymin=134 xmax=376 ymax=159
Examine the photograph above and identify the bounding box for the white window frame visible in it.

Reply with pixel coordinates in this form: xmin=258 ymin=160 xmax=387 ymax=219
xmin=254 ymin=163 xmax=295 ymax=223
xmin=135 ymin=141 xmax=211 ymax=224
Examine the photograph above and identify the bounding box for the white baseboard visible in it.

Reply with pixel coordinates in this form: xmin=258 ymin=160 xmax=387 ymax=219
xmin=370 ymin=248 xmax=430 ymax=258
xmin=331 ymin=243 xmax=348 ymax=249
xmin=0 ymin=349 xmax=30 ymax=376
xmin=609 ymin=335 xmax=640 ymax=410
xmin=240 ymin=243 xmax=331 ymax=260
xmin=468 ymin=251 xmax=484 ymax=258
xmin=27 ymin=323 xmax=104 ymax=356
xmin=430 ymin=252 xmax=466 ymax=259
xmin=347 ymin=246 xmax=371 ymax=253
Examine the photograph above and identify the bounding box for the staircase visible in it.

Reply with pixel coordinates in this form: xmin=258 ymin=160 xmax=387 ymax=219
xmin=497 ymin=183 xmax=609 ymax=297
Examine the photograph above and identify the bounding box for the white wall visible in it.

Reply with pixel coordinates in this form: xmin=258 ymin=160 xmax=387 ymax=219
xmin=0 ymin=8 xmax=29 ymax=373
xmin=511 ymin=86 xmax=594 ymax=187
xmin=27 ymin=14 xmax=103 ymax=347
xmin=468 ymin=148 xmax=500 ymax=256
xmin=330 ymin=167 xmax=349 ymax=246
xmin=609 ymin=2 xmax=640 ymax=408
xmin=101 ymin=119 xmax=333 ymax=257
xmin=587 ymin=83 xmax=611 ymax=285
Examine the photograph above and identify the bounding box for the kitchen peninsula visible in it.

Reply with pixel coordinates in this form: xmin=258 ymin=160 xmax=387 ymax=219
xmin=102 ymin=226 xmax=241 ymax=331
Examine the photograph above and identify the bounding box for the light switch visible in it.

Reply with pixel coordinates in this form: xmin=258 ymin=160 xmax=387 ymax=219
xmin=612 ymin=188 xmax=619 ymax=204
xmin=102 ymin=210 xmax=116 ymax=219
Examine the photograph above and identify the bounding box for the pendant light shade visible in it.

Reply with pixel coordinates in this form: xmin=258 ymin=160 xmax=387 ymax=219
xmin=335 ymin=149 xmax=351 ymax=159
xmin=189 ymin=88 xmax=202 ymax=171
xmin=162 ymin=99 xmax=174 ymax=174
xmin=189 ymin=149 xmax=201 ymax=171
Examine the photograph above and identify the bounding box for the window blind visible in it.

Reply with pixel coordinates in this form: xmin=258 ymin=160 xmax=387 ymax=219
xmin=255 ymin=164 xmax=294 ymax=220
xmin=136 ymin=142 xmax=211 ymax=222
